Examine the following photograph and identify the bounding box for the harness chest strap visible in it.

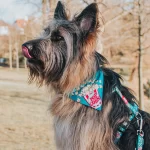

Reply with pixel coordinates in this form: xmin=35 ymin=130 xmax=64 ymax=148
xmin=113 ymin=87 xmax=144 ymax=150
xmin=114 ymin=113 xmax=135 ymax=143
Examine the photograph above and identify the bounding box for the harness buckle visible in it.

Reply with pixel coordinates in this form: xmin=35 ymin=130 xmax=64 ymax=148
xmin=136 ymin=112 xmax=144 ymax=139
xmin=136 ymin=112 xmax=142 ymax=120
xmin=136 ymin=112 xmax=143 ymax=128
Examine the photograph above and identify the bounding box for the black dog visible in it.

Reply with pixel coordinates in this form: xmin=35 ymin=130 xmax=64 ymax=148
xmin=22 ymin=1 xmax=150 ymax=150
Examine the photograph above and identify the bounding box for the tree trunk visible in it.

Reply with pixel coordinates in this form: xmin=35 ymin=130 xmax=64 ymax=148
xmin=24 ymin=58 xmax=27 ymax=69
xmin=138 ymin=0 xmax=144 ymax=110
xmin=9 ymin=35 xmax=12 ymax=70
xmin=42 ymin=0 xmax=47 ymax=25
xmin=129 ymin=56 xmax=138 ymax=82
xmin=49 ymin=0 xmax=57 ymax=18
xmin=15 ymin=42 xmax=19 ymax=71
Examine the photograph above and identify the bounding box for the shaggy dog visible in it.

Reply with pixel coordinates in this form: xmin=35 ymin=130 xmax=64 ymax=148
xmin=22 ymin=1 xmax=150 ymax=150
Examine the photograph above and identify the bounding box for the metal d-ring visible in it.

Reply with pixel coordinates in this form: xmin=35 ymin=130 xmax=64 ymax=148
xmin=137 ymin=130 xmax=144 ymax=137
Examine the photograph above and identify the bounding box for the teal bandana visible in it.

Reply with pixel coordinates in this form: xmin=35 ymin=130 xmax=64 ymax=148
xmin=69 ymin=69 xmax=104 ymax=111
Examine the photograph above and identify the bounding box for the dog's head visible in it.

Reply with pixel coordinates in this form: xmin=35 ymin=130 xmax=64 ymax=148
xmin=22 ymin=1 xmax=105 ymax=87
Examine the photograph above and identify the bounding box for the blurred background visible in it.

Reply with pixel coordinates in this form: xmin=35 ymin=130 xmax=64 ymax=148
xmin=0 ymin=0 xmax=149 ymax=149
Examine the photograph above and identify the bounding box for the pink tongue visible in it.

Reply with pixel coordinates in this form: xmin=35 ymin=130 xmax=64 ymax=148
xmin=22 ymin=46 xmax=32 ymax=58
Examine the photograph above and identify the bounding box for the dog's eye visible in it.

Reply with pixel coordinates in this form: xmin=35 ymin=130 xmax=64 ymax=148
xmin=51 ymin=35 xmax=64 ymax=42
xmin=44 ymin=28 xmax=50 ymax=34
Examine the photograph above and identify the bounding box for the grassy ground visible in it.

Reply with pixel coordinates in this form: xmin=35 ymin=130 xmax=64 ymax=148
xmin=0 ymin=68 xmax=56 ymax=150
xmin=0 ymin=68 xmax=149 ymax=150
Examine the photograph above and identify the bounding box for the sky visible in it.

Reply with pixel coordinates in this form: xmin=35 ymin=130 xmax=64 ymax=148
xmin=0 ymin=0 xmax=41 ymax=24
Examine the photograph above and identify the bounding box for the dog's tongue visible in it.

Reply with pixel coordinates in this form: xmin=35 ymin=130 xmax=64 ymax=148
xmin=22 ymin=46 xmax=32 ymax=58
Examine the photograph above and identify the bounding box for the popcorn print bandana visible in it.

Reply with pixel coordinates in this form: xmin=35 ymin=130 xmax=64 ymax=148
xmin=69 ymin=69 xmax=104 ymax=111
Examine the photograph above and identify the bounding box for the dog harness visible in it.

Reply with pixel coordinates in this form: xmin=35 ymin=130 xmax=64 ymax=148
xmin=69 ymin=69 xmax=144 ymax=150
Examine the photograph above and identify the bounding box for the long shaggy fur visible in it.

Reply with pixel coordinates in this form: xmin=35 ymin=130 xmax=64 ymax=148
xmin=22 ymin=1 xmax=150 ymax=150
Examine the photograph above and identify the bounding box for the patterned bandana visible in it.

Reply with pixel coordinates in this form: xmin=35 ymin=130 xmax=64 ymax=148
xmin=69 ymin=69 xmax=104 ymax=111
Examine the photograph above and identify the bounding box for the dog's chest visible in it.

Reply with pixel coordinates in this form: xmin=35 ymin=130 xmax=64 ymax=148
xmin=53 ymin=109 xmax=116 ymax=150
xmin=54 ymin=116 xmax=81 ymax=150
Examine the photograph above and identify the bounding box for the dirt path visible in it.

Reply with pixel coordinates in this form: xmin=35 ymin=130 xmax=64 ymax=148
xmin=0 ymin=68 xmax=56 ymax=150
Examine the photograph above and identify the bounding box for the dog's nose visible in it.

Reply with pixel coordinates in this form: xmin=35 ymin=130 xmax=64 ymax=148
xmin=22 ymin=42 xmax=33 ymax=58
xmin=22 ymin=43 xmax=33 ymax=51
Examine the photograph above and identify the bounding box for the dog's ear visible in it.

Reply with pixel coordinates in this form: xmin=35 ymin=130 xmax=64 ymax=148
xmin=75 ymin=3 xmax=98 ymax=33
xmin=54 ymin=1 xmax=67 ymax=20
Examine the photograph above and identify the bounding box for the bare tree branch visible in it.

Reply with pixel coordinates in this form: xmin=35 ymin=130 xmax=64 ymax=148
xmin=143 ymin=45 xmax=150 ymax=50
xmin=141 ymin=28 xmax=150 ymax=36
xmin=81 ymin=0 xmax=89 ymax=5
